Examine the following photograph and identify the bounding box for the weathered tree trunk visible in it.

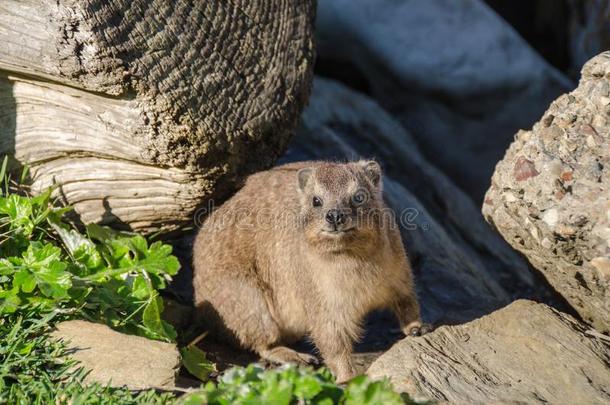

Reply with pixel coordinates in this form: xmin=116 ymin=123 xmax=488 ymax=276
xmin=0 ymin=0 xmax=315 ymax=233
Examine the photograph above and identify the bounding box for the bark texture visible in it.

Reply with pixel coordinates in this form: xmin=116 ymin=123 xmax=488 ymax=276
xmin=0 ymin=0 xmax=315 ymax=233
xmin=483 ymin=52 xmax=610 ymax=333
xmin=367 ymin=300 xmax=610 ymax=404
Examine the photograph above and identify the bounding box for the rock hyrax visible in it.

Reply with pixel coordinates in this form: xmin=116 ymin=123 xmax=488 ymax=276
xmin=193 ymin=160 xmax=424 ymax=382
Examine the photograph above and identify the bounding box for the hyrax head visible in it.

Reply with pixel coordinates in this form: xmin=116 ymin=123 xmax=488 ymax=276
xmin=296 ymin=160 xmax=384 ymax=251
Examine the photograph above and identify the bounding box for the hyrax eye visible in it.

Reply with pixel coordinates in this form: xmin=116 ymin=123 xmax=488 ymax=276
xmin=312 ymin=196 xmax=323 ymax=207
xmin=352 ymin=190 xmax=367 ymax=205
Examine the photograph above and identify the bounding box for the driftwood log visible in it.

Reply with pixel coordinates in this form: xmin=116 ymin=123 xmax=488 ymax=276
xmin=0 ymin=0 xmax=315 ymax=233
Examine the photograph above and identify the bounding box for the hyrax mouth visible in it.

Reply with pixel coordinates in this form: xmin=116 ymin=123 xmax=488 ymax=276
xmin=321 ymin=227 xmax=355 ymax=236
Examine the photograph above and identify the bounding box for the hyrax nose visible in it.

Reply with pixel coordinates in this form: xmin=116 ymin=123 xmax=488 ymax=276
xmin=325 ymin=209 xmax=346 ymax=225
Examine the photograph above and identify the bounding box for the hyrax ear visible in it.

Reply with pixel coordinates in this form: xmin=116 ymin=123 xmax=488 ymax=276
xmin=359 ymin=160 xmax=382 ymax=188
xmin=297 ymin=167 xmax=313 ymax=192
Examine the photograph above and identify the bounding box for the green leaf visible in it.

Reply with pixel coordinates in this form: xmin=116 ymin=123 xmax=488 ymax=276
xmin=0 ymin=155 xmax=8 ymax=190
xmin=0 ymin=194 xmax=34 ymax=235
xmin=72 ymin=244 xmax=104 ymax=273
xmin=259 ymin=372 xmax=294 ymax=405
xmin=34 ymin=261 xmax=71 ymax=299
xmin=18 ymin=163 xmax=29 ymax=185
xmin=0 ymin=180 xmax=184 ymax=346
xmin=48 ymin=217 xmax=103 ymax=273
xmin=294 ymin=373 xmax=323 ymax=399
xmin=130 ymin=235 xmax=149 ymax=258
xmin=111 ymin=236 xmax=180 ymax=279
xmin=142 ymin=293 xmax=177 ymax=341
xmin=13 ymin=269 xmax=36 ymax=293
xmin=145 ymin=241 xmax=180 ymax=276
xmin=30 ymin=188 xmax=53 ymax=225
xmin=313 ymin=399 xmax=335 ymax=405
xmin=86 ymin=223 xmax=121 ymax=243
xmin=29 ymin=187 xmax=52 ymax=208
xmin=130 ymin=275 xmax=151 ymax=300
xmin=18 ymin=340 xmax=35 ymax=356
xmin=21 ymin=243 xmax=72 ymax=299
xmin=344 ymin=376 xmax=404 ymax=405
xmin=0 ymin=287 xmax=20 ymax=314
xmin=48 ymin=217 xmax=93 ymax=255
xmin=22 ymin=242 xmax=61 ymax=267
xmin=0 ymin=259 xmax=15 ymax=276
xmin=180 ymin=345 xmax=216 ymax=382
xmin=179 ymin=392 xmax=210 ymax=405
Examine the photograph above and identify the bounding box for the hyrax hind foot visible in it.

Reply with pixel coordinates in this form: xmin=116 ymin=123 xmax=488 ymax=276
xmin=404 ymin=321 xmax=434 ymax=337
xmin=259 ymin=346 xmax=319 ymax=366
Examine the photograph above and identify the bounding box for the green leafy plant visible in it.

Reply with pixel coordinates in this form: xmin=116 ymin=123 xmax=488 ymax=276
xmin=0 ymin=158 xmax=184 ymax=402
xmin=180 ymin=364 xmax=426 ymax=405
xmin=0 ymin=174 xmax=179 ymax=341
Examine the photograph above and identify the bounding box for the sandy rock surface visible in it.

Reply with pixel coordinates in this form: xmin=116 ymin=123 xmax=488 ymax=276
xmin=368 ymin=300 xmax=610 ymax=404
xmin=51 ymin=320 xmax=180 ymax=390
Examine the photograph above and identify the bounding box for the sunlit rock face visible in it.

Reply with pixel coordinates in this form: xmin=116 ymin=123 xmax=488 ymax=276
xmin=483 ymin=53 xmax=610 ymax=333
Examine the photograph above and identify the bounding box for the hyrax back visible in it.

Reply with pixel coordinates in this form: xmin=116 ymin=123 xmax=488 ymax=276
xmin=192 ymin=160 xmax=423 ymax=382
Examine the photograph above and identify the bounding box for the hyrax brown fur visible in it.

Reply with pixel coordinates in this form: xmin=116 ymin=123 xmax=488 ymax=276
xmin=193 ymin=160 xmax=424 ymax=382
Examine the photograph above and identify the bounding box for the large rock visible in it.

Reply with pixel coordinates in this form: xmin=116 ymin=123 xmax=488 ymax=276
xmin=281 ymin=77 xmax=560 ymax=326
xmin=316 ymin=0 xmax=572 ymax=201
xmin=483 ymin=53 xmax=610 ymax=333
xmin=367 ymin=300 xmax=610 ymax=404
xmin=51 ymin=320 xmax=180 ymax=390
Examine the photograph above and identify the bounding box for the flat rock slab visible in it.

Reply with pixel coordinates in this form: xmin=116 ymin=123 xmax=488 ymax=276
xmin=367 ymin=300 xmax=610 ymax=404
xmin=51 ymin=320 xmax=180 ymax=390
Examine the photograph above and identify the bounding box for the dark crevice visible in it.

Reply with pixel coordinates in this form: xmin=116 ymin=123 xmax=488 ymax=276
xmin=314 ymin=58 xmax=372 ymax=96
xmin=484 ymin=0 xmax=572 ymax=73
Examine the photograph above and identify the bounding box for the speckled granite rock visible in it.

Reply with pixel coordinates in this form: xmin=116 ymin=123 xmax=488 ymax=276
xmin=367 ymin=300 xmax=610 ymax=404
xmin=483 ymin=52 xmax=610 ymax=332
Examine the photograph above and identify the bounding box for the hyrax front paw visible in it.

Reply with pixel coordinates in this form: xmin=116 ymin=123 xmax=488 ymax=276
xmin=335 ymin=370 xmax=357 ymax=385
xmin=333 ymin=361 xmax=357 ymax=385
xmin=328 ymin=358 xmax=358 ymax=384
xmin=404 ymin=321 xmax=433 ymax=337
